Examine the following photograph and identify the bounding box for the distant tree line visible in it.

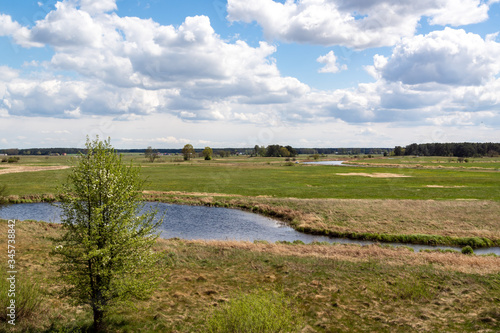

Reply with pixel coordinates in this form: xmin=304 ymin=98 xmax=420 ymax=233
xmin=2 ymin=146 xmax=393 ymax=156
xmin=0 ymin=148 xmax=84 ymax=155
xmin=393 ymin=142 xmax=500 ymax=157
xmin=11 ymin=144 xmax=499 ymax=158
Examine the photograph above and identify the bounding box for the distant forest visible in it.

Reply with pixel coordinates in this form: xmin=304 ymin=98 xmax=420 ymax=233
xmin=1 ymin=143 xmax=499 ymax=157
xmin=0 ymin=147 xmax=392 ymax=156
xmin=394 ymin=142 xmax=500 ymax=157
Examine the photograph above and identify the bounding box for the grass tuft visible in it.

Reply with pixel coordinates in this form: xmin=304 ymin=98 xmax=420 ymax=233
xmin=0 ymin=271 xmax=45 ymax=322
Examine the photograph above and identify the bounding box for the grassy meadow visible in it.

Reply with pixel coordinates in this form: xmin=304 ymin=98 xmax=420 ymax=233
xmin=2 ymin=154 xmax=500 ymax=200
xmin=0 ymin=153 xmax=499 ymax=331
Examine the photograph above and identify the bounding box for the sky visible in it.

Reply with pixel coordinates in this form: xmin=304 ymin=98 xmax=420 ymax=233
xmin=0 ymin=0 xmax=500 ymax=149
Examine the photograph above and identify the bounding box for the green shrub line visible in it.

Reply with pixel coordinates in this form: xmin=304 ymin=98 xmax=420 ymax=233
xmin=3 ymin=194 xmax=59 ymax=204
xmin=6 ymin=193 xmax=500 ymax=249
xmin=293 ymin=226 xmax=497 ymax=248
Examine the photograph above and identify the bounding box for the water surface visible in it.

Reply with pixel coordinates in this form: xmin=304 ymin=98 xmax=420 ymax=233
xmin=303 ymin=160 xmax=346 ymax=166
xmin=1 ymin=202 xmax=498 ymax=255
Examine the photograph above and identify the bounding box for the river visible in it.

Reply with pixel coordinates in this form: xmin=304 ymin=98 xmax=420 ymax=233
xmin=0 ymin=202 xmax=498 ymax=255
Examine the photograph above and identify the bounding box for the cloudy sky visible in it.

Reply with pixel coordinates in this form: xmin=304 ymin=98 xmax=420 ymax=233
xmin=1 ymin=0 xmax=499 ymax=149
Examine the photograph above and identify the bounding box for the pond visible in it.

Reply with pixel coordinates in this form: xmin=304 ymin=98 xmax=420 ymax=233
xmin=302 ymin=160 xmax=346 ymax=166
xmin=1 ymin=202 xmax=498 ymax=255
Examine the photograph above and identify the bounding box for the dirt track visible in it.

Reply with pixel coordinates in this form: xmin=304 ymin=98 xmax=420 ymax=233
xmin=0 ymin=165 xmax=71 ymax=175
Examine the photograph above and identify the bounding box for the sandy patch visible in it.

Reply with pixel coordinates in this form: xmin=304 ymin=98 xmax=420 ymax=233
xmin=426 ymin=185 xmax=466 ymax=188
xmin=0 ymin=165 xmax=71 ymax=175
xmin=337 ymin=173 xmax=411 ymax=178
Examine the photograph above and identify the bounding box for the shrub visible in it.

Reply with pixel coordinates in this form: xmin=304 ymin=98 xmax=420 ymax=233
xmin=461 ymin=246 xmax=474 ymax=255
xmin=7 ymin=156 xmax=20 ymax=163
xmin=206 ymin=289 xmax=303 ymax=333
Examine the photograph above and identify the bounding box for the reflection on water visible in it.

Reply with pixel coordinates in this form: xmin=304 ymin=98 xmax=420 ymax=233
xmin=0 ymin=202 xmax=498 ymax=255
xmin=302 ymin=160 xmax=346 ymax=165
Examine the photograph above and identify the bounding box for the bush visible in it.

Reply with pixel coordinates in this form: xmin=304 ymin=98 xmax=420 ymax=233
xmin=206 ymin=289 xmax=303 ymax=333
xmin=7 ymin=156 xmax=20 ymax=163
xmin=461 ymin=246 xmax=474 ymax=255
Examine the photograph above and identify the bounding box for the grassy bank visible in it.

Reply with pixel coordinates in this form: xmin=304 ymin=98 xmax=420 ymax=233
xmin=1 ymin=219 xmax=499 ymax=332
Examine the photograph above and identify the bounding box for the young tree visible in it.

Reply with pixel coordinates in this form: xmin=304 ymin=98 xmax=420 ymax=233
xmin=182 ymin=144 xmax=195 ymax=160
xmin=53 ymin=137 xmax=162 ymax=332
xmin=202 ymin=146 xmax=213 ymax=160
xmin=145 ymin=146 xmax=159 ymax=163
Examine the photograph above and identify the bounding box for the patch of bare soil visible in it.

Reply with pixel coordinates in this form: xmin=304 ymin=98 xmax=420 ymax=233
xmin=337 ymin=172 xmax=411 ymax=178
xmin=0 ymin=165 xmax=71 ymax=175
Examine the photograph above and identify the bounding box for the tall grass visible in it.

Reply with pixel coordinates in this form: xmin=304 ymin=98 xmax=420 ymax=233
xmin=206 ymin=289 xmax=303 ymax=333
xmin=0 ymin=184 xmax=7 ymax=203
xmin=0 ymin=271 xmax=44 ymax=322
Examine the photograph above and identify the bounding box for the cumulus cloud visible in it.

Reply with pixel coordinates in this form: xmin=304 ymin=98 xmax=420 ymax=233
xmin=317 ymin=51 xmax=346 ymax=73
xmin=79 ymin=0 xmax=117 ymax=14
xmin=0 ymin=1 xmax=309 ymax=121
xmin=227 ymin=0 xmax=491 ymax=49
xmin=0 ymin=0 xmax=499 ymax=134
xmin=373 ymin=28 xmax=500 ymax=86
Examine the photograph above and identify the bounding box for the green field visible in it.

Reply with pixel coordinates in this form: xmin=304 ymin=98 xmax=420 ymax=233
xmin=2 ymin=155 xmax=500 ymax=200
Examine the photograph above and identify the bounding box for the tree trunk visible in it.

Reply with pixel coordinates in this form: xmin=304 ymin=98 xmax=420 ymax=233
xmin=93 ymin=307 xmax=105 ymax=332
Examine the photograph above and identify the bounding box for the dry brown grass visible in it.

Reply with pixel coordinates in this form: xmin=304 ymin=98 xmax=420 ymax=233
xmin=281 ymin=198 xmax=500 ymax=240
xmin=157 ymin=239 xmax=500 ymax=275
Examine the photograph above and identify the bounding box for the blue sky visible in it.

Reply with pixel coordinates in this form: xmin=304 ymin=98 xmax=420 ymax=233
xmin=0 ymin=0 xmax=499 ymax=149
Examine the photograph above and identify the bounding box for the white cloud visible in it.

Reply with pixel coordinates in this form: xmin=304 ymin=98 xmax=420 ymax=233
xmin=0 ymin=2 xmax=310 ymax=121
xmin=0 ymin=14 xmax=22 ymax=36
xmin=79 ymin=0 xmax=117 ymax=14
xmin=0 ymin=1 xmax=498 ymax=142
xmin=374 ymin=28 xmax=500 ymax=86
xmin=153 ymin=136 xmax=190 ymax=144
xmin=428 ymin=0 xmax=488 ymax=26
xmin=317 ymin=51 xmax=346 ymax=73
xmin=227 ymin=0 xmax=492 ymax=49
